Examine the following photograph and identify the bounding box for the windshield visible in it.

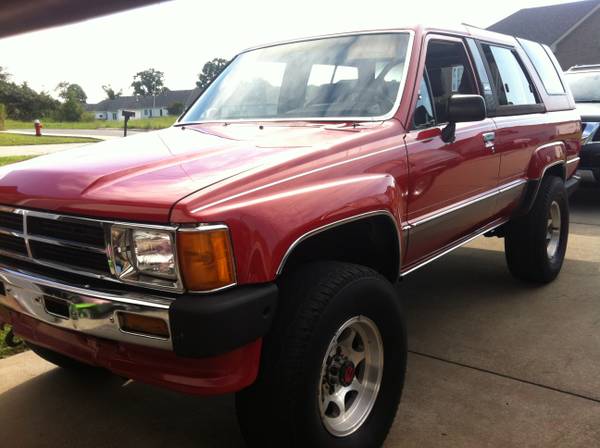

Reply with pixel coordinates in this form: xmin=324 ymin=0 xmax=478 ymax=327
xmin=565 ymin=71 xmax=600 ymax=102
xmin=181 ymin=33 xmax=411 ymax=123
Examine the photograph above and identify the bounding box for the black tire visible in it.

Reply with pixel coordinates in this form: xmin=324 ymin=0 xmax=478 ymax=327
xmin=27 ymin=342 xmax=103 ymax=372
xmin=236 ymin=262 xmax=406 ymax=448
xmin=505 ymin=175 xmax=569 ymax=283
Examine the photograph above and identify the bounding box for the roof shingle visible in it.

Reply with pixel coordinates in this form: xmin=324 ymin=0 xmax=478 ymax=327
xmin=487 ymin=0 xmax=600 ymax=45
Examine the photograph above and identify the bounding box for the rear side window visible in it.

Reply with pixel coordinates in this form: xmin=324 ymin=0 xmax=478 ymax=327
xmin=481 ymin=44 xmax=538 ymax=106
xmin=518 ymin=39 xmax=565 ymax=95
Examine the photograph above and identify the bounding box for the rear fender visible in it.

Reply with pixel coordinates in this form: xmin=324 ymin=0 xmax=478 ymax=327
xmin=526 ymin=141 xmax=566 ymax=180
xmin=515 ymin=142 xmax=566 ymax=217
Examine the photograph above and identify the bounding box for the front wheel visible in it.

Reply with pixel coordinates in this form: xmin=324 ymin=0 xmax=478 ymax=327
xmin=236 ymin=262 xmax=406 ymax=448
xmin=505 ymin=176 xmax=569 ymax=283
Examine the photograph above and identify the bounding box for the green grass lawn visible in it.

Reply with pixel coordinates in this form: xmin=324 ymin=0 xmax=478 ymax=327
xmin=0 ymin=325 xmax=27 ymax=359
xmin=0 ymin=133 xmax=99 ymax=146
xmin=0 ymin=155 xmax=36 ymax=166
xmin=5 ymin=116 xmax=177 ymax=131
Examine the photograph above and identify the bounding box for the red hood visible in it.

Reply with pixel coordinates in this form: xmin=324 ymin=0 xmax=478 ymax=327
xmin=0 ymin=123 xmax=377 ymax=222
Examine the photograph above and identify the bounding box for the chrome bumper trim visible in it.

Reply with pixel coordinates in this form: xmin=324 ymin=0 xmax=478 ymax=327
xmin=0 ymin=263 xmax=173 ymax=350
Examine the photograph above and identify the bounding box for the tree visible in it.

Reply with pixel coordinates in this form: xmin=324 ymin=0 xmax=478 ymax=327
xmin=102 ymin=84 xmax=122 ymax=100
xmin=131 ymin=68 xmax=166 ymax=97
xmin=0 ymin=67 xmax=9 ymax=83
xmin=0 ymin=103 xmax=6 ymax=130
xmin=58 ymin=96 xmax=84 ymax=121
xmin=167 ymin=101 xmax=184 ymax=116
xmin=196 ymin=58 xmax=228 ymax=91
xmin=0 ymin=80 xmax=59 ymax=121
xmin=56 ymin=82 xmax=87 ymax=103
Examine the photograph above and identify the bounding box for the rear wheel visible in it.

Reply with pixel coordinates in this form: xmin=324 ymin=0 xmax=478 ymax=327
xmin=236 ymin=262 xmax=406 ymax=448
xmin=505 ymin=176 xmax=569 ymax=283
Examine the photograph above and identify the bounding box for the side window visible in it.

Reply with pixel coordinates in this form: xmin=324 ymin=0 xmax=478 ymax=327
xmin=481 ymin=44 xmax=538 ymax=106
xmin=413 ymin=73 xmax=436 ymax=129
xmin=518 ymin=39 xmax=565 ymax=95
xmin=424 ymin=40 xmax=477 ymax=123
xmin=466 ymin=38 xmax=496 ymax=111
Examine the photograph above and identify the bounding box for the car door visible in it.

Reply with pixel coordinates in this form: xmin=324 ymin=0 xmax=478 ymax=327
xmin=474 ymin=40 xmax=549 ymax=216
xmin=403 ymin=35 xmax=500 ymax=267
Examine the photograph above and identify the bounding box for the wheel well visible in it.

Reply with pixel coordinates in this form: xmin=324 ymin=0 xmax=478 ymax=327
xmin=278 ymin=215 xmax=400 ymax=282
xmin=513 ymin=162 xmax=567 ymax=218
xmin=544 ymin=163 xmax=566 ymax=180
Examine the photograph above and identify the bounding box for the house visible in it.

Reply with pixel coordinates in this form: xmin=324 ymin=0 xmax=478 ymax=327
xmin=87 ymin=88 xmax=201 ymax=121
xmin=487 ymin=0 xmax=600 ymax=69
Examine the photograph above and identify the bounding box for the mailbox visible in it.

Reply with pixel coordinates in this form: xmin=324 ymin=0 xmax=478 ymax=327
xmin=122 ymin=110 xmax=135 ymax=137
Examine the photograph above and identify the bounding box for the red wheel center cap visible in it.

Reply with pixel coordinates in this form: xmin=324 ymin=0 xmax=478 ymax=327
xmin=340 ymin=362 xmax=355 ymax=387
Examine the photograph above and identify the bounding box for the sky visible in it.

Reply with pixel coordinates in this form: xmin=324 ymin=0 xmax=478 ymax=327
xmin=0 ymin=0 xmax=579 ymax=104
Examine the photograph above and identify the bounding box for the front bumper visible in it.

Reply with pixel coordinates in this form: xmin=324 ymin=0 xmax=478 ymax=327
xmin=0 ymin=262 xmax=278 ymax=394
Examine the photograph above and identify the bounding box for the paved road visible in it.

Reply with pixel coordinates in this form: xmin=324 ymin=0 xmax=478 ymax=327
xmin=0 ymin=184 xmax=599 ymax=447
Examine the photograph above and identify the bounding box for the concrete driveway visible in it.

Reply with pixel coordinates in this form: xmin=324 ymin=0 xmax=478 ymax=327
xmin=1 ymin=185 xmax=599 ymax=447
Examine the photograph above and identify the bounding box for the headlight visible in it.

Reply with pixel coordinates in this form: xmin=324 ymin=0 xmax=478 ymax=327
xmin=108 ymin=223 xmax=236 ymax=293
xmin=110 ymin=225 xmax=181 ymax=291
xmin=132 ymin=229 xmax=177 ymax=279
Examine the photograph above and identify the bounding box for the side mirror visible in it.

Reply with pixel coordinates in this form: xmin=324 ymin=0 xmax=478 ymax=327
xmin=441 ymin=94 xmax=487 ymax=143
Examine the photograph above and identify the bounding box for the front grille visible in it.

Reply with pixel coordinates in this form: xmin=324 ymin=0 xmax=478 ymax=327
xmin=28 ymin=216 xmax=105 ymax=248
xmin=0 ymin=211 xmax=24 ymax=232
xmin=0 ymin=207 xmax=111 ymax=278
xmin=30 ymin=240 xmax=110 ymax=274
xmin=0 ymin=233 xmax=27 ymax=255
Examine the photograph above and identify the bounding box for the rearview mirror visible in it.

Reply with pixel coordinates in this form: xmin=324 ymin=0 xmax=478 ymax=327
xmin=441 ymin=94 xmax=487 ymax=143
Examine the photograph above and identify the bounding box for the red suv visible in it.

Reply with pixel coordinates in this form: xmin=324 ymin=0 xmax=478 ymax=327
xmin=0 ymin=25 xmax=581 ymax=447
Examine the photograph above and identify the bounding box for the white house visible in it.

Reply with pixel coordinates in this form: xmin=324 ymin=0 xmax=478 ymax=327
xmin=87 ymin=88 xmax=200 ymax=121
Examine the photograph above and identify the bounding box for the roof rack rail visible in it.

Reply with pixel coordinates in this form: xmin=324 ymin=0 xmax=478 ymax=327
xmin=567 ymin=64 xmax=600 ymax=72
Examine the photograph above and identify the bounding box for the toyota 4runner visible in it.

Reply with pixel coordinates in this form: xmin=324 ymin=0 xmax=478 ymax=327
xmin=0 ymin=25 xmax=581 ymax=447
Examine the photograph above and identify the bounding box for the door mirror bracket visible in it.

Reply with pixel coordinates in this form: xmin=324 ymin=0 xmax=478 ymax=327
xmin=441 ymin=122 xmax=456 ymax=143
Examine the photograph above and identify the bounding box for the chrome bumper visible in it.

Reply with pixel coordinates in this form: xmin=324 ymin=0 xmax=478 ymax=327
xmin=0 ymin=263 xmax=173 ymax=350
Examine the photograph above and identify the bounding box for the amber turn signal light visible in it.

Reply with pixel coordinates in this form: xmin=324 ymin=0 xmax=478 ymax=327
xmin=177 ymin=227 xmax=236 ymax=291
xmin=118 ymin=312 xmax=170 ymax=339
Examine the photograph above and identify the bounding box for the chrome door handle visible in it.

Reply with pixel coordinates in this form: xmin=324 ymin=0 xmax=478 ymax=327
xmin=483 ymin=132 xmax=496 ymax=153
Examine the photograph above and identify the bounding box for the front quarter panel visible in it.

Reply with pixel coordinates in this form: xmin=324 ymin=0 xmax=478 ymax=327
xmin=171 ymin=125 xmax=409 ymax=284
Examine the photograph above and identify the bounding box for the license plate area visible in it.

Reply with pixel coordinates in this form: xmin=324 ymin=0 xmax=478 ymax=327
xmin=43 ymin=296 xmax=70 ymax=319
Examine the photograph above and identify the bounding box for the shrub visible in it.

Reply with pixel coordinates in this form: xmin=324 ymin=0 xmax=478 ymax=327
xmin=167 ymin=101 xmax=185 ymax=116
xmin=0 ymin=104 xmax=5 ymax=130
xmin=81 ymin=112 xmax=95 ymax=122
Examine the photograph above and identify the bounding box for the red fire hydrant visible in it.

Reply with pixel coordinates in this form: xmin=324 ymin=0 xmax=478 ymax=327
xmin=34 ymin=119 xmax=42 ymax=137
